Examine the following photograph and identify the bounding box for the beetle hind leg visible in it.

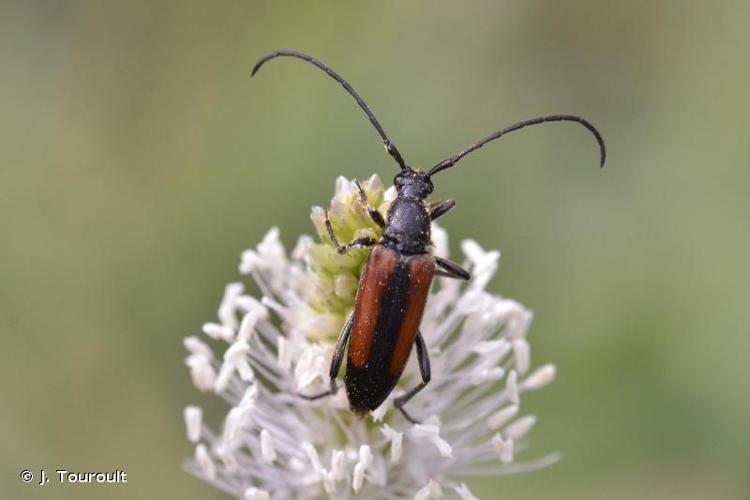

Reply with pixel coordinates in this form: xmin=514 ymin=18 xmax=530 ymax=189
xmin=394 ymin=331 xmax=431 ymax=424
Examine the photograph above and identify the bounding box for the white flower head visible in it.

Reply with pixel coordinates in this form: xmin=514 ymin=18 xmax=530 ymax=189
xmin=183 ymin=175 xmax=558 ymax=498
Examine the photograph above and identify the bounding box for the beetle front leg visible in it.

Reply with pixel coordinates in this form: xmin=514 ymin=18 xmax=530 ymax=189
xmin=300 ymin=315 xmax=353 ymax=400
xmin=435 ymin=256 xmax=471 ymax=280
xmin=325 ymin=209 xmax=377 ymax=254
xmin=394 ymin=331 xmax=431 ymax=424
xmin=427 ymin=199 xmax=456 ymax=221
xmin=354 ymin=178 xmax=386 ymax=228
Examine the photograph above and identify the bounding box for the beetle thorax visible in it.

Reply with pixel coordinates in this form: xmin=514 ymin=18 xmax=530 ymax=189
xmin=382 ymin=169 xmax=433 ymax=254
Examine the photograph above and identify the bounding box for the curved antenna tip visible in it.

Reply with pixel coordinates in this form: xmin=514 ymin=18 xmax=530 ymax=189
xmin=247 ymin=49 xmax=408 ymax=170
xmin=429 ymin=114 xmax=607 ymax=176
xmin=250 ymin=53 xmax=273 ymax=77
xmin=595 ymin=130 xmax=607 ymax=168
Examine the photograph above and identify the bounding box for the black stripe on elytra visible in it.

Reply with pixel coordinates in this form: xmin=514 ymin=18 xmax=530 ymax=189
xmin=367 ymin=255 xmax=411 ymax=377
xmin=345 ymin=254 xmax=414 ymax=411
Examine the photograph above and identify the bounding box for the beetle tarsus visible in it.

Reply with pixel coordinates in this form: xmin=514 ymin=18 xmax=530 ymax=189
xmin=301 ymin=315 xmax=352 ymax=402
xmin=300 ymin=389 xmax=333 ymax=401
xmin=354 ymin=178 xmax=386 ymax=228
xmin=325 ymin=208 xmax=378 ymax=254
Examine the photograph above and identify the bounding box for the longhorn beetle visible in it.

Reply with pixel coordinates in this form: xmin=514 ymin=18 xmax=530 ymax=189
xmin=252 ymin=50 xmax=606 ymax=423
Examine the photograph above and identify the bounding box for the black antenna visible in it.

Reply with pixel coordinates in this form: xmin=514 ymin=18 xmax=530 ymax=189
xmin=428 ymin=114 xmax=606 ymax=176
xmin=252 ymin=50 xmax=407 ymax=170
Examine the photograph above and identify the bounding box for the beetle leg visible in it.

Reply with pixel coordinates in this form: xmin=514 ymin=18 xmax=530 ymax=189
xmin=428 ymin=199 xmax=456 ymax=221
xmin=435 ymin=256 xmax=471 ymax=280
xmin=337 ymin=236 xmax=377 ymax=254
xmin=300 ymin=314 xmax=353 ymax=400
xmin=354 ymin=178 xmax=386 ymax=228
xmin=324 ymin=208 xmax=344 ymax=249
xmin=324 ymin=208 xmax=378 ymax=254
xmin=394 ymin=330 xmax=431 ymax=424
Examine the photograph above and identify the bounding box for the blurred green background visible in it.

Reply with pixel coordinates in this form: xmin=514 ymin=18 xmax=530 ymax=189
xmin=2 ymin=1 xmax=749 ymax=499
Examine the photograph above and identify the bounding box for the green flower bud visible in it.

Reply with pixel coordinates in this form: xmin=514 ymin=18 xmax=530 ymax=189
xmin=305 ymin=174 xmax=393 ymax=340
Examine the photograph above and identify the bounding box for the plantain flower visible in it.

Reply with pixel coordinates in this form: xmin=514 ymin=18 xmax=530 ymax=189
xmin=182 ymin=175 xmax=558 ymax=499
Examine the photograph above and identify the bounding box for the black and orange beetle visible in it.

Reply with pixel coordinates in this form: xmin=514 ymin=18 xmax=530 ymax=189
xmin=252 ymin=50 xmax=606 ymax=423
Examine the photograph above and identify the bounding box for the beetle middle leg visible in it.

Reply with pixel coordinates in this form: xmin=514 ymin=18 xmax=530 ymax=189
xmin=435 ymin=256 xmax=471 ymax=280
xmin=428 ymin=199 xmax=456 ymax=221
xmin=324 ymin=209 xmax=377 ymax=254
xmin=394 ymin=331 xmax=431 ymax=424
xmin=300 ymin=314 xmax=353 ymax=401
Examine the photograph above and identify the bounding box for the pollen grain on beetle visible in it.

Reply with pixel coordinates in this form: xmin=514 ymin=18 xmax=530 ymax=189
xmin=182 ymin=175 xmax=557 ymax=499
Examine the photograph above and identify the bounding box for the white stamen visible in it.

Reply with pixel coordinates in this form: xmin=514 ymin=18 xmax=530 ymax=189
xmin=380 ymin=424 xmax=403 ymax=463
xmin=492 ymin=433 xmax=514 ymax=464
xmin=487 ymin=404 xmax=519 ymax=430
xmin=276 ymin=336 xmax=292 ymax=370
xmin=292 ymin=235 xmax=313 ymax=260
xmin=383 ymin=185 xmax=397 ymax=202
xmin=414 ymin=478 xmax=443 ymax=500
xmin=506 ymin=369 xmax=519 ymax=405
xmin=513 ymin=338 xmax=531 ymax=375
xmin=305 ymin=444 xmax=323 ymax=472
xmin=454 ymin=483 xmax=479 ymax=500
xmin=215 ymin=341 xmax=253 ymax=393
xmin=259 ymin=429 xmax=276 ymax=464
xmin=194 ymin=444 xmax=215 ymax=480
xmin=185 ymin=354 xmax=216 ymax=392
xmin=522 ymin=364 xmax=556 ymax=391
xmin=330 ymin=449 xmax=346 ymax=481
xmin=218 ymin=282 xmax=244 ymax=330
xmin=469 ymin=366 xmax=505 ymax=385
xmin=236 ymin=312 xmax=259 ymax=343
xmin=294 ymin=344 xmax=327 ymax=391
xmin=222 ymin=407 xmax=247 ymax=447
xmin=239 ymin=249 xmax=261 ymax=274
xmin=505 ymin=415 xmax=537 ymax=440
xmin=244 ymin=487 xmax=270 ymax=500
xmin=184 ymin=406 xmax=202 ymax=443
xmin=202 ymin=322 xmax=235 ymax=342
xmin=239 ymin=383 xmax=258 ymax=407
xmin=225 ymin=340 xmax=254 ymax=382
xmin=215 ymin=443 xmax=239 ymax=472
xmin=411 ymin=421 xmax=453 ymax=458
xmin=371 ymin=399 xmax=390 ymax=422
xmin=184 ymin=336 xmax=213 ymax=358
xmin=431 ymin=224 xmax=449 ymax=259
xmin=473 ymin=339 xmax=511 ymax=357
xmin=352 ymin=445 xmax=373 ymax=492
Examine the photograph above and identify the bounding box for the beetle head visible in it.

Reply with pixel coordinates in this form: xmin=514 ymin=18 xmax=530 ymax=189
xmin=394 ymin=168 xmax=434 ymax=199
